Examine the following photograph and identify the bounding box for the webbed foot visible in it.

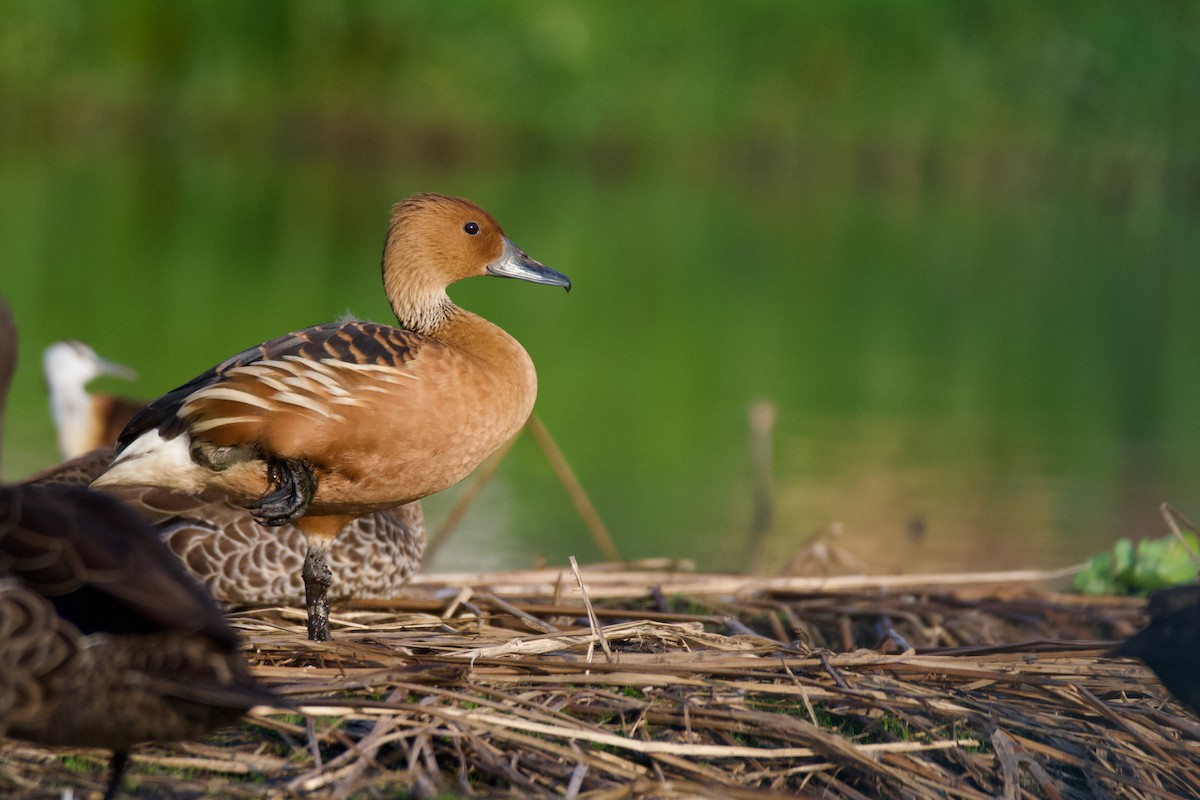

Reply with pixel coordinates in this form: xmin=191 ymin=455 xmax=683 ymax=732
xmin=247 ymin=458 xmax=316 ymax=526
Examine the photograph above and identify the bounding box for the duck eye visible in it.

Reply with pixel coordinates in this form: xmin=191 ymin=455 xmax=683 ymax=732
xmin=464 ymin=221 xmax=480 ymax=235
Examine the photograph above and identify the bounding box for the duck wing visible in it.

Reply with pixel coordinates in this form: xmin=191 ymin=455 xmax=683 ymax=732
xmin=116 ymin=321 xmax=425 ymax=452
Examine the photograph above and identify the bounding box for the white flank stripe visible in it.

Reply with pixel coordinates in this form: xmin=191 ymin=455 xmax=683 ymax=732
xmin=253 ymin=374 xmax=292 ymax=394
xmin=226 ymin=362 xmax=297 ymax=380
xmin=91 ymin=430 xmax=208 ymax=493
xmin=298 ymin=367 xmax=349 ymax=395
xmin=189 ymin=415 xmax=262 ymax=434
xmin=273 ymin=391 xmax=343 ymax=420
xmin=280 ymin=375 xmax=320 ymax=393
xmin=182 ymin=386 xmax=274 ymax=410
xmin=280 ymin=357 xmax=329 ymax=378
xmin=106 ymin=428 xmax=170 ymax=464
xmin=253 ymin=358 xmax=312 ymax=378
xmin=328 ymin=360 xmax=418 ymax=378
xmin=286 ymin=355 xmax=337 ymax=376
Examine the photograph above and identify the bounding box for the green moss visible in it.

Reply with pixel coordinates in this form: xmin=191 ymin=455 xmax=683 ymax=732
xmin=59 ymin=755 xmax=104 ymax=776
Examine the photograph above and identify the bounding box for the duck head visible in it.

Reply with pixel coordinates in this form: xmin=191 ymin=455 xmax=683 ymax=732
xmin=382 ymin=193 xmax=570 ymax=333
xmin=43 ymin=341 xmax=138 ymax=389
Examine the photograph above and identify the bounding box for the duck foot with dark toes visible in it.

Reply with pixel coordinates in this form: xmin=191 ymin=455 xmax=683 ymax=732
xmin=248 ymin=458 xmax=316 ymax=526
xmin=303 ymin=544 xmax=333 ymax=641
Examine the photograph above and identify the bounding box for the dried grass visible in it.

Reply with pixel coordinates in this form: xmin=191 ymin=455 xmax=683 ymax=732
xmin=3 ymin=561 xmax=1197 ymax=799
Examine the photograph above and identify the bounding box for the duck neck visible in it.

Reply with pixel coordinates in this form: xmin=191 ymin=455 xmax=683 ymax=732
xmin=391 ymin=288 xmax=455 ymax=337
xmin=390 ymin=285 xmax=502 ymax=347
xmin=49 ymin=382 xmax=94 ymax=459
xmin=404 ymin=300 xmax=499 ymax=351
xmin=386 ymin=279 xmax=530 ymax=374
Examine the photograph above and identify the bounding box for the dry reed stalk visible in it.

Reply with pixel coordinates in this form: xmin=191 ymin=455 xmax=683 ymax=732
xmin=426 ymin=414 xmax=621 ymax=565
xmin=1160 ymin=502 xmax=1200 ymax=573
xmin=410 ymin=564 xmax=1086 ymax=600
xmin=526 ymin=414 xmax=622 ymax=562
xmin=4 ymin=568 xmax=1196 ymax=799
xmin=571 ymin=555 xmax=615 ymax=664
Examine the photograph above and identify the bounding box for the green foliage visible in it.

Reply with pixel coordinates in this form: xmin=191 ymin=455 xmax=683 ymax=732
xmin=876 ymin=714 xmax=914 ymax=741
xmin=2 ymin=1 xmax=1200 ymax=572
xmin=1074 ymin=532 xmax=1199 ymax=595
xmin=59 ymin=755 xmax=103 ymax=776
xmin=3 ymin=1 xmax=1199 ymax=162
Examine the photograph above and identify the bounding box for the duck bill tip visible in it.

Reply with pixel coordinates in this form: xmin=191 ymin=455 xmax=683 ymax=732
xmin=487 ymin=239 xmax=572 ymax=291
xmin=100 ymin=360 xmax=138 ymax=382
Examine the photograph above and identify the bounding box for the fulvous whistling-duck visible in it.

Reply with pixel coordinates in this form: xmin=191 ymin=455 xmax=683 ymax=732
xmin=29 ymin=447 xmax=425 ymax=606
xmin=38 ymin=343 xmax=426 ymax=606
xmin=43 ymin=340 xmax=141 ymax=459
xmin=93 ymin=193 xmax=571 ymax=640
xmin=0 ymin=300 xmax=280 ymax=800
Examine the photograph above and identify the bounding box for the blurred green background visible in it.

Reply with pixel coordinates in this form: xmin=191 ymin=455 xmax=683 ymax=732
xmin=2 ymin=1 xmax=1198 ymax=574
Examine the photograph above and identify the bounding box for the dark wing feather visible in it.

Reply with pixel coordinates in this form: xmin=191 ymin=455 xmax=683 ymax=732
xmin=0 ymin=483 xmax=239 ymax=649
xmin=116 ymin=322 xmax=422 ymax=452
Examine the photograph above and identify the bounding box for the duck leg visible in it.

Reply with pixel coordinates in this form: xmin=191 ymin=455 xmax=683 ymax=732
xmin=303 ymin=543 xmax=333 ymax=641
xmin=296 ymin=515 xmax=350 ymax=641
xmin=103 ymin=751 xmax=129 ymax=800
xmin=247 ymin=457 xmax=315 ymax=526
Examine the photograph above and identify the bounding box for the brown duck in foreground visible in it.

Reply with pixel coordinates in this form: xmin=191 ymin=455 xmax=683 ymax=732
xmin=0 ymin=482 xmax=281 ymax=798
xmin=93 ymin=193 xmax=571 ymax=640
xmin=28 ymin=446 xmax=425 ymax=606
xmin=0 ymin=299 xmax=280 ymax=799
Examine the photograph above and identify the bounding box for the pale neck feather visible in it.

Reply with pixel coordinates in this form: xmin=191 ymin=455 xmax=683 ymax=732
xmin=49 ymin=382 xmax=97 ymax=459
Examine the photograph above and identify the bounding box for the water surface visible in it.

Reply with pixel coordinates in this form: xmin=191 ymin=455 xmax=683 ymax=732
xmin=2 ymin=3 xmax=1198 ymax=575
